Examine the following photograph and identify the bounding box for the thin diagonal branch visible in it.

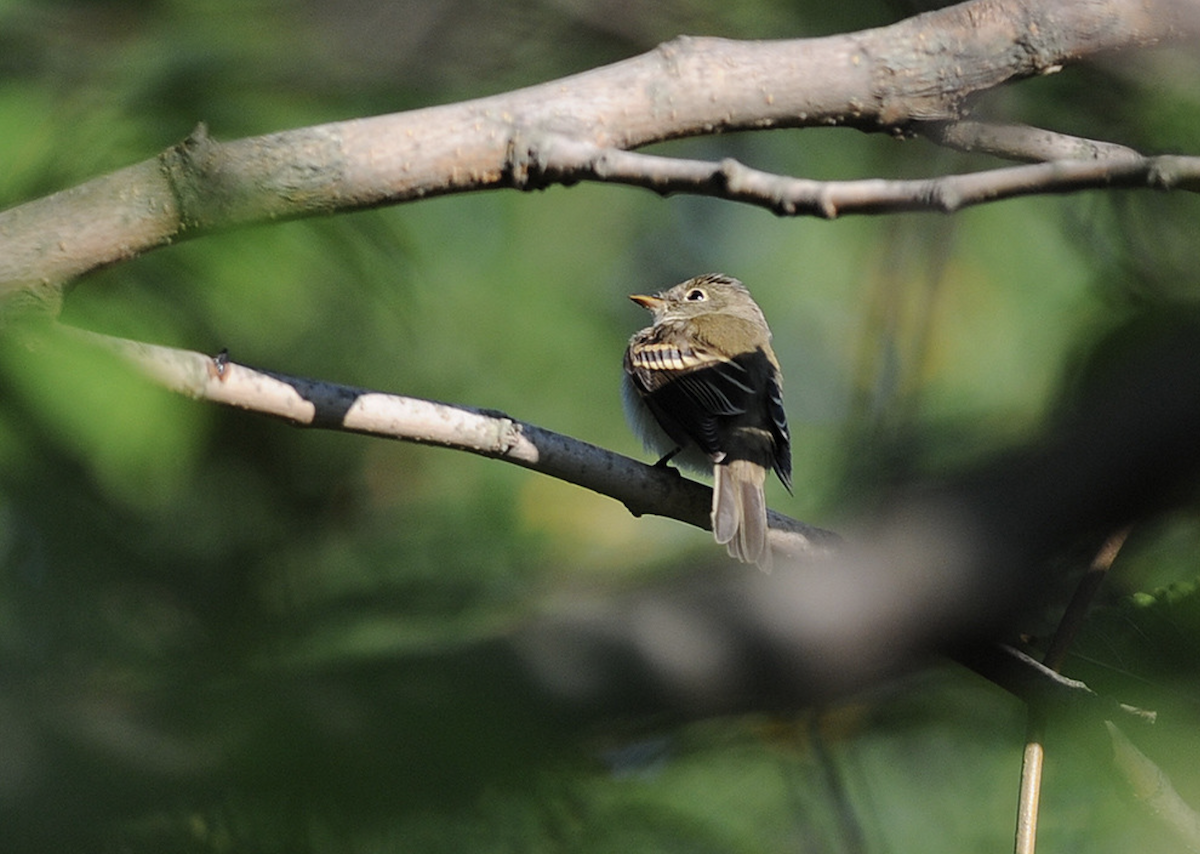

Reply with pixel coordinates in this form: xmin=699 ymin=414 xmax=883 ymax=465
xmin=12 ymin=316 xmax=1200 ymax=836
xmin=64 ymin=326 xmax=840 ymax=560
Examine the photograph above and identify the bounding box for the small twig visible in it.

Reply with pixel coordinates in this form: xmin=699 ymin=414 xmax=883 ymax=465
xmin=918 ymin=120 xmax=1143 ymax=164
xmin=62 ymin=325 xmax=840 ymax=560
xmin=952 ymin=644 xmax=1153 ymax=727
xmin=1013 ymin=528 xmax=1131 ymax=854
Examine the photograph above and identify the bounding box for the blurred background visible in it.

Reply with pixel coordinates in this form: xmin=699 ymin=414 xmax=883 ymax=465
xmin=2 ymin=0 xmax=1200 ymax=850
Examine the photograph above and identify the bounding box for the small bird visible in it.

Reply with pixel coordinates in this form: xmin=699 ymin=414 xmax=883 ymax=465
xmin=623 ymin=273 xmax=792 ymax=569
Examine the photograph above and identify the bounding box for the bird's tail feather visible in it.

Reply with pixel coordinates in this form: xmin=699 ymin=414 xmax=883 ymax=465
xmin=712 ymin=459 xmax=772 ymax=571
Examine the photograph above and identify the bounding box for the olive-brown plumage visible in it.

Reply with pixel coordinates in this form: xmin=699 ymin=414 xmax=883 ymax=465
xmin=623 ymin=273 xmax=791 ymax=569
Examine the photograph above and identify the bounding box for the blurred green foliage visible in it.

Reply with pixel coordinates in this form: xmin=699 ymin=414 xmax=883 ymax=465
xmin=3 ymin=0 xmax=1200 ymax=851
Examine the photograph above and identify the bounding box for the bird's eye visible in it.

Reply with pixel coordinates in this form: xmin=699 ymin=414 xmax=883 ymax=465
xmin=686 ymin=288 xmax=707 ymax=301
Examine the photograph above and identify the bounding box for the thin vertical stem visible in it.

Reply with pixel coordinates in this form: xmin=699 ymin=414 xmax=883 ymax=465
xmin=1014 ymin=722 xmax=1046 ymax=854
xmin=1012 ymin=527 xmax=1131 ymax=854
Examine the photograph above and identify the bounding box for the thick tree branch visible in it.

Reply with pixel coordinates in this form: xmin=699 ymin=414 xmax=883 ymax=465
xmin=67 ymin=327 xmax=840 ymax=560
xmin=1 ymin=0 xmax=1196 ymax=313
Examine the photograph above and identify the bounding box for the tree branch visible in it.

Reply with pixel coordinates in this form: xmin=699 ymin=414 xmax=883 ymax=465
xmin=66 ymin=326 xmax=840 ymax=560
xmin=53 ymin=309 xmax=1200 ymax=706
xmin=1 ymin=0 xmax=1196 ymax=313
xmin=536 ymin=138 xmax=1200 ymax=217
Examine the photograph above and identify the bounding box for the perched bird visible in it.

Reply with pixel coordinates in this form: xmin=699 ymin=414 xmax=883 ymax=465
xmin=623 ymin=273 xmax=792 ymax=569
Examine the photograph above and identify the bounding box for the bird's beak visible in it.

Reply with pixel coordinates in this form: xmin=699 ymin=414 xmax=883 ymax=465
xmin=629 ymin=294 xmax=664 ymax=310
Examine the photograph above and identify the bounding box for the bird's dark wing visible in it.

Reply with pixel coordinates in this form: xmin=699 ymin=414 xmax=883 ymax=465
xmin=766 ymin=369 xmax=792 ymax=492
xmin=625 ymin=337 xmax=755 ymax=458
